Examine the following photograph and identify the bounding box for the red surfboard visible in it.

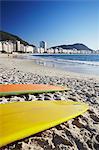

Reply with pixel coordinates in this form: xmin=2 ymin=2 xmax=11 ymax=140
xmin=0 ymin=84 xmax=68 ymax=96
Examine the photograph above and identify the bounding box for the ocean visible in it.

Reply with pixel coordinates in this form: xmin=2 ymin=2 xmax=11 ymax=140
xmin=28 ymin=54 xmax=99 ymax=76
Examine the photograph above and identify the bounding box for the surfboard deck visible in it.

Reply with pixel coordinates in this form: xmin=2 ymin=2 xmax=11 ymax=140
xmin=0 ymin=84 xmax=68 ymax=97
xmin=0 ymin=101 xmax=88 ymax=147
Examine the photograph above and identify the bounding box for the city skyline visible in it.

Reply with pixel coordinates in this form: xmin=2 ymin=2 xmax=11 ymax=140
xmin=1 ymin=0 xmax=99 ymax=50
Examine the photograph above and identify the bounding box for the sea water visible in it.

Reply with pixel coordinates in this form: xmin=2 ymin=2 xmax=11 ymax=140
xmin=29 ymin=54 xmax=99 ymax=76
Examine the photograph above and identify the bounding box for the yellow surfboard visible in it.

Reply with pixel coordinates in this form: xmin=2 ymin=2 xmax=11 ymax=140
xmin=0 ymin=101 xmax=89 ymax=147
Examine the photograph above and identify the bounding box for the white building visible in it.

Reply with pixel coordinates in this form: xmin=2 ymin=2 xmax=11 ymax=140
xmin=78 ymin=50 xmax=92 ymax=54
xmin=0 ymin=40 xmax=36 ymax=53
xmin=13 ymin=42 xmax=17 ymax=52
xmin=54 ymin=48 xmax=58 ymax=53
xmin=8 ymin=41 xmax=14 ymax=53
xmin=33 ymin=47 xmax=39 ymax=53
xmin=0 ymin=41 xmax=13 ymax=53
xmin=96 ymin=50 xmax=99 ymax=54
xmin=25 ymin=45 xmax=34 ymax=53
xmin=47 ymin=48 xmax=93 ymax=54
xmin=40 ymin=47 xmax=45 ymax=53
xmin=40 ymin=41 xmax=47 ymax=53
xmin=20 ymin=44 xmax=26 ymax=52
xmin=16 ymin=41 xmax=20 ymax=52
xmin=47 ymin=48 xmax=55 ymax=54
xmin=0 ymin=41 xmax=7 ymax=52
xmin=0 ymin=41 xmax=2 ymax=52
xmin=36 ymin=47 xmax=40 ymax=53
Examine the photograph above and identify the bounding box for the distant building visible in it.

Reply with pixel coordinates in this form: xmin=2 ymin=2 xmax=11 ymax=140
xmin=40 ymin=41 xmax=47 ymax=53
xmin=16 ymin=41 xmax=20 ymax=52
xmin=0 ymin=42 xmax=2 ymax=52
xmin=13 ymin=42 xmax=17 ymax=52
xmin=0 ymin=40 xmax=35 ymax=53
xmin=20 ymin=43 xmax=26 ymax=52
xmin=33 ymin=47 xmax=39 ymax=53
xmin=25 ymin=45 xmax=34 ymax=53
xmin=0 ymin=41 xmax=13 ymax=53
xmin=95 ymin=50 xmax=99 ymax=54
xmin=47 ymin=48 xmax=54 ymax=54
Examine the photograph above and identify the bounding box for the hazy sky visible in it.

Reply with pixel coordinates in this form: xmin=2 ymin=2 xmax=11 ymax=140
xmin=1 ymin=0 xmax=99 ymax=49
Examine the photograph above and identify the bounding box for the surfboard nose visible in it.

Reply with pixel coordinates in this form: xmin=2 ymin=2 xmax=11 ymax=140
xmin=0 ymin=101 xmax=89 ymax=147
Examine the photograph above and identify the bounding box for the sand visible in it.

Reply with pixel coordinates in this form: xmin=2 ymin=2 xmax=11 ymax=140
xmin=0 ymin=54 xmax=99 ymax=150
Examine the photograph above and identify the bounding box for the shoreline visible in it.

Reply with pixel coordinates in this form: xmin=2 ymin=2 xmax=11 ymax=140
xmin=0 ymin=54 xmax=99 ymax=82
xmin=30 ymin=54 xmax=99 ymax=76
xmin=0 ymin=54 xmax=99 ymax=150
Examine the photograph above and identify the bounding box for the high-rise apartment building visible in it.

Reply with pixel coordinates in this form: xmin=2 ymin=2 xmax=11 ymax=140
xmin=40 ymin=41 xmax=47 ymax=53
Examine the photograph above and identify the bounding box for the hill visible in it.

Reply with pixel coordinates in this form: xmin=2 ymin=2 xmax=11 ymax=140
xmin=0 ymin=31 xmax=35 ymax=47
xmin=51 ymin=43 xmax=93 ymax=51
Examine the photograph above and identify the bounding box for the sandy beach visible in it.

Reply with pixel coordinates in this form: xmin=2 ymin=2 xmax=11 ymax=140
xmin=0 ymin=54 xmax=99 ymax=150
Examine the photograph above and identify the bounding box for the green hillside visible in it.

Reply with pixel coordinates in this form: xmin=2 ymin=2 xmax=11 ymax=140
xmin=0 ymin=31 xmax=35 ymax=47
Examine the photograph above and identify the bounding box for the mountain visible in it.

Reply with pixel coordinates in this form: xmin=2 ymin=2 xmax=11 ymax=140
xmin=50 ymin=43 xmax=93 ymax=51
xmin=0 ymin=31 xmax=35 ymax=47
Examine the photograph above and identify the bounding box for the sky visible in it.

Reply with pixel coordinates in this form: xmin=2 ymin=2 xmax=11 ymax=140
xmin=0 ymin=0 xmax=99 ymax=50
